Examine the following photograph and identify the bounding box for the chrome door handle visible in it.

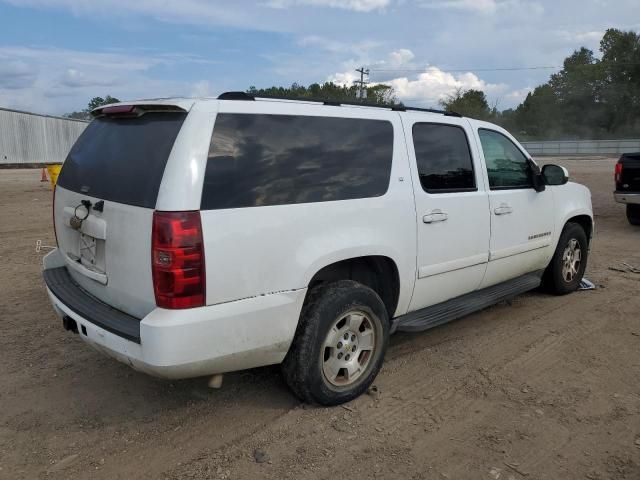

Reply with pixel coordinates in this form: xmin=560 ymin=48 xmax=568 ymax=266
xmin=423 ymin=210 xmax=448 ymax=223
xmin=494 ymin=203 xmax=513 ymax=215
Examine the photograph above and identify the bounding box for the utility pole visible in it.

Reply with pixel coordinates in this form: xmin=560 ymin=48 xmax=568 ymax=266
xmin=354 ymin=67 xmax=370 ymax=100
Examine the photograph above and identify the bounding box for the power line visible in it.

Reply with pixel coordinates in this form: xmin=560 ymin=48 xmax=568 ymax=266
xmin=367 ymin=62 xmax=640 ymax=74
xmin=369 ymin=65 xmax=561 ymax=73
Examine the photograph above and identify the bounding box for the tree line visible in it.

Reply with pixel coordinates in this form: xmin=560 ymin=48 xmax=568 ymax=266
xmin=492 ymin=28 xmax=640 ymax=140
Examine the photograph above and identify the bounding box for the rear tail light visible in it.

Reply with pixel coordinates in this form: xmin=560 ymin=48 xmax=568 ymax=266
xmin=152 ymin=211 xmax=206 ymax=309
xmin=615 ymin=162 xmax=623 ymax=184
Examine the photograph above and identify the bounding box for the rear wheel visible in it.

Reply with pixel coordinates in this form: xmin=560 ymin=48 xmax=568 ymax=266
xmin=626 ymin=204 xmax=640 ymax=226
xmin=542 ymin=222 xmax=588 ymax=295
xmin=282 ymin=280 xmax=389 ymax=405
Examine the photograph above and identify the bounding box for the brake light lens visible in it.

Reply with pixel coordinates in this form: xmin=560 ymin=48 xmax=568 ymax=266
xmin=152 ymin=211 xmax=205 ymax=309
xmin=101 ymin=105 xmax=136 ymax=115
xmin=615 ymin=162 xmax=623 ymax=184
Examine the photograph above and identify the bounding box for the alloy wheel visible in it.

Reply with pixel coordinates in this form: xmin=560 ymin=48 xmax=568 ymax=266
xmin=561 ymin=238 xmax=582 ymax=283
xmin=321 ymin=310 xmax=377 ymax=387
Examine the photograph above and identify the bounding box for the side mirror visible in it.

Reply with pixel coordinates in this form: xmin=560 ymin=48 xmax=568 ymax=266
xmin=528 ymin=159 xmax=546 ymax=192
xmin=542 ymin=164 xmax=569 ymax=186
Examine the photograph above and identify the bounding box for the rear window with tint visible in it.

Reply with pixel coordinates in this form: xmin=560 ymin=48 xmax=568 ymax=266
xmin=201 ymin=113 xmax=394 ymax=210
xmin=57 ymin=112 xmax=187 ymax=208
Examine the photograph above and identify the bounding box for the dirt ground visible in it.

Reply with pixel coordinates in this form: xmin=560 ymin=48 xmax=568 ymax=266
xmin=1 ymin=157 xmax=639 ymax=480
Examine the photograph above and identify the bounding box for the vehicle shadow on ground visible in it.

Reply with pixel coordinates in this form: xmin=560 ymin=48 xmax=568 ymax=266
xmin=31 ymin=340 xmax=298 ymax=432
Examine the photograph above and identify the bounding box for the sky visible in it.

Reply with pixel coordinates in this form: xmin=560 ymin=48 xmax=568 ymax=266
xmin=0 ymin=0 xmax=638 ymax=116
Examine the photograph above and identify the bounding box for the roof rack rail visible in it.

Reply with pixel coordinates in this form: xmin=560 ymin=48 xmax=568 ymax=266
xmin=216 ymin=91 xmax=462 ymax=117
xmin=217 ymin=91 xmax=254 ymax=100
xmin=404 ymin=106 xmax=462 ymax=117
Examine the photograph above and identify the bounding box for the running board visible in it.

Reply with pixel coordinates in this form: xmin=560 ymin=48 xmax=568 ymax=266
xmin=393 ymin=271 xmax=544 ymax=333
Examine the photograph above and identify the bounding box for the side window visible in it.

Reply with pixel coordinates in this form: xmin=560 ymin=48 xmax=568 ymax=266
xmin=478 ymin=129 xmax=532 ymax=189
xmin=412 ymin=123 xmax=476 ymax=193
xmin=201 ymin=114 xmax=394 ymax=210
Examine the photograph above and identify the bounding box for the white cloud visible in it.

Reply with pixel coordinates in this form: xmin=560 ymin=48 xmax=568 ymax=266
xmin=1 ymin=0 xmax=390 ymax=33
xmin=555 ymin=30 xmax=604 ymax=50
xmin=1 ymin=0 xmax=269 ymax=30
xmin=573 ymin=31 xmax=604 ymax=43
xmin=385 ymin=68 xmax=507 ymax=106
xmin=329 ymin=71 xmax=359 ymax=86
xmin=0 ymin=61 xmax=37 ymax=90
xmin=326 ymin=46 xmax=512 ymax=107
xmin=419 ymin=0 xmax=544 ymax=15
xmin=60 ymin=68 xmax=119 ymax=88
xmin=329 ymin=60 xmax=509 ymax=108
xmin=468 ymin=86 xmax=533 ymax=111
xmin=503 ymin=87 xmax=533 ymax=106
xmin=388 ymin=48 xmax=415 ymax=66
xmin=420 ymin=0 xmax=499 ymax=13
xmin=0 ymin=46 xmax=214 ymax=114
xmin=264 ymin=0 xmax=389 ymax=11
xmin=298 ymin=36 xmax=382 ymax=55
xmin=190 ymin=80 xmax=215 ymax=97
xmin=323 ymin=48 xmax=416 ymax=83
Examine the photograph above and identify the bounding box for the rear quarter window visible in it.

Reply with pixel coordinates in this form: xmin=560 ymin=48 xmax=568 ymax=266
xmin=200 ymin=113 xmax=394 ymax=210
xmin=57 ymin=112 xmax=187 ymax=208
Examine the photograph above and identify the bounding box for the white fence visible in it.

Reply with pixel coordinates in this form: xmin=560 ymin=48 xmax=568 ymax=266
xmin=0 ymin=107 xmax=88 ymax=165
xmin=521 ymin=139 xmax=640 ymax=156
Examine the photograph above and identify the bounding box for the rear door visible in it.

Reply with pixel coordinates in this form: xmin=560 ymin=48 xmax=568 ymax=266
xmin=54 ymin=105 xmax=190 ymax=318
xmin=474 ymin=127 xmax=555 ymax=287
xmin=404 ymin=115 xmax=491 ymax=311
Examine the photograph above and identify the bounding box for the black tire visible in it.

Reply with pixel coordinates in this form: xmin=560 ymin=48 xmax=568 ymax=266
xmin=542 ymin=222 xmax=589 ymax=295
xmin=626 ymin=204 xmax=640 ymax=226
xmin=282 ymin=280 xmax=389 ymax=406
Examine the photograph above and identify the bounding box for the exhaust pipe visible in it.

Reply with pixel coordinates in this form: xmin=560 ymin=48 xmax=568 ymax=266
xmin=62 ymin=316 xmax=79 ymax=334
xmin=208 ymin=374 xmax=224 ymax=389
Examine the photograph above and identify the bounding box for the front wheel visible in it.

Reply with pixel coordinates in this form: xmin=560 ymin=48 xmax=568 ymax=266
xmin=627 ymin=204 xmax=640 ymax=226
xmin=282 ymin=280 xmax=389 ymax=405
xmin=542 ymin=222 xmax=588 ymax=295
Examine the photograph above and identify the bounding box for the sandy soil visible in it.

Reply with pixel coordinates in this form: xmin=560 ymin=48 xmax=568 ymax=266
xmin=0 ymin=157 xmax=639 ymax=480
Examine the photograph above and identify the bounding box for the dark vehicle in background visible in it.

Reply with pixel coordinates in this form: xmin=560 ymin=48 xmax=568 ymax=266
xmin=614 ymin=153 xmax=640 ymax=225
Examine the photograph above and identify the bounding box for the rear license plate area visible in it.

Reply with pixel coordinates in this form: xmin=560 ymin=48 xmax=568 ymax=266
xmin=79 ymin=233 xmax=98 ymax=268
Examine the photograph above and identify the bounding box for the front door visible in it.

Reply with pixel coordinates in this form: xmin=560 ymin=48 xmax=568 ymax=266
xmin=404 ymin=116 xmax=491 ymax=312
xmin=475 ymin=128 xmax=555 ymax=288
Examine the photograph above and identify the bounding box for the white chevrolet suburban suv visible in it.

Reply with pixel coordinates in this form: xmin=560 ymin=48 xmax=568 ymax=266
xmin=43 ymin=92 xmax=593 ymax=405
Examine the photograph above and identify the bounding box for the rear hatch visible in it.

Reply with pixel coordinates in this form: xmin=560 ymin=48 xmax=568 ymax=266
xmin=53 ymin=104 xmax=189 ymax=319
xmin=618 ymin=152 xmax=640 ymax=192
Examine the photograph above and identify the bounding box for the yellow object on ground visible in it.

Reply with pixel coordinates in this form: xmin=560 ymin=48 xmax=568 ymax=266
xmin=46 ymin=164 xmax=62 ymax=188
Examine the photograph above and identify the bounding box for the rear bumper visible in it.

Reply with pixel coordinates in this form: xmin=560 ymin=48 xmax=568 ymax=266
xmin=44 ymin=267 xmax=142 ymax=342
xmin=43 ymin=249 xmax=306 ymax=379
xmin=614 ymin=191 xmax=640 ymax=204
